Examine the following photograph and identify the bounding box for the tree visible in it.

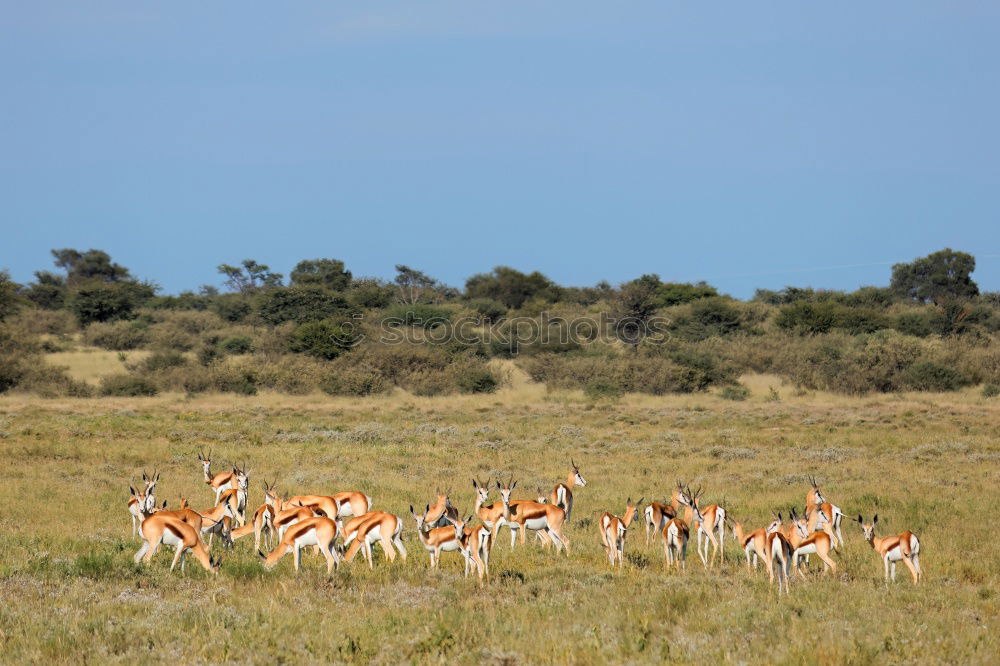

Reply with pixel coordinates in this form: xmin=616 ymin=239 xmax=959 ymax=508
xmin=67 ymin=281 xmax=155 ymax=325
xmin=24 ymin=271 xmax=67 ymax=310
xmin=290 ymin=259 xmax=352 ymax=291
xmin=464 ymin=266 xmax=557 ymax=309
xmin=394 ymin=265 xmax=438 ymax=305
xmin=0 ymin=270 xmax=21 ymax=321
xmin=657 ymin=281 xmax=718 ymax=307
xmin=218 ymin=260 xmax=283 ymax=294
xmin=51 ymin=248 xmax=130 ymax=284
xmin=611 ymin=274 xmax=662 ymax=348
xmin=256 ymin=286 xmax=355 ymax=325
xmin=891 ymin=248 xmax=978 ymax=304
xmin=288 ymin=319 xmax=361 ymax=360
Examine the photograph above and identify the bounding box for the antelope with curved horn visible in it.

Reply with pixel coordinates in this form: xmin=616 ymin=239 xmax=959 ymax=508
xmin=505 ymin=486 xmax=571 ymax=555
xmin=789 ymin=508 xmax=838 ymax=577
xmin=550 ymin=460 xmax=587 ymax=522
xmin=340 ymin=511 xmax=408 ymax=568
xmin=198 ymin=451 xmax=240 ymax=505
xmin=855 ymin=514 xmax=922 ymax=584
xmin=411 ymin=505 xmax=469 ymax=570
xmin=599 ymin=497 xmax=643 ymax=567
xmin=127 ymin=478 xmax=155 ymax=537
xmin=135 ymin=512 xmax=221 ymax=574
xmin=424 ymin=488 xmax=459 ymax=528
xmin=259 ymin=516 xmax=341 ymax=574
xmin=472 ymin=477 xmax=513 ymax=555
xmin=805 ymin=475 xmax=845 ymax=548
xmin=643 ymin=490 xmax=677 ymax=546
xmin=459 ymin=519 xmax=492 ymax=583
xmin=681 ymin=487 xmax=726 ymax=568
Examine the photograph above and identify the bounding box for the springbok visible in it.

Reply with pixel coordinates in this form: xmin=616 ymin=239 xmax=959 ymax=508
xmin=600 ymin=498 xmax=643 ymax=567
xmin=411 ymin=505 xmax=470 ymax=570
xmin=135 ymin=512 xmax=221 ymax=574
xmin=767 ymin=531 xmax=793 ymax=594
xmin=127 ymin=480 xmax=156 ymax=537
xmin=198 ymin=452 xmax=246 ymax=505
xmin=856 ymin=514 xmax=922 ymax=584
xmin=259 ymin=517 xmax=341 ymax=574
xmin=231 ymin=503 xmax=275 ymax=551
xmin=460 ymin=520 xmax=492 ymax=583
xmin=681 ymin=487 xmax=726 ymax=568
xmin=341 ymin=511 xmax=408 ymax=568
xmin=550 ymin=461 xmax=587 ymax=522
xmin=505 ymin=488 xmax=571 ymax=555
xmin=424 ymin=488 xmax=460 ymax=528
xmin=643 ymin=490 xmax=677 ymax=546
xmin=661 ymin=517 xmax=689 ymax=569
xmin=789 ymin=508 xmax=837 ymax=577
xmin=472 ymin=478 xmax=512 ymax=555
xmin=805 ymin=476 xmax=845 ymax=548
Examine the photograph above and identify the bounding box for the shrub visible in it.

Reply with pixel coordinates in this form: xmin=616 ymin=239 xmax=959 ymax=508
xmin=320 ymin=370 xmax=389 ymax=397
xmin=288 ymin=319 xmax=361 ymax=360
xmin=256 ymin=287 xmax=356 ymax=326
xmin=140 ymin=350 xmax=187 ymax=373
xmin=100 ymin=374 xmax=159 ymax=397
xmin=720 ymin=385 xmax=751 ymax=401
xmin=775 ymin=301 xmax=839 ymax=335
xmin=584 ymin=378 xmax=624 ymax=400
xmin=983 ymin=384 xmax=1000 ymax=398
xmin=219 ymin=336 xmax=254 ymax=354
xmin=895 ymin=311 xmax=935 ymax=337
xmin=454 ymin=365 xmax=499 ymax=394
xmin=466 ymin=298 xmax=507 ymax=324
xmin=902 ymin=361 xmax=972 ymax=392
xmin=382 ymin=304 xmax=452 ymax=329
xmin=67 ymin=281 xmax=154 ymax=325
xmin=82 ymin=321 xmax=150 ymax=350
xmin=405 ymin=370 xmax=455 ymax=396
xmin=212 ymin=366 xmax=258 ymax=395
xmin=213 ymin=295 xmax=252 ymax=322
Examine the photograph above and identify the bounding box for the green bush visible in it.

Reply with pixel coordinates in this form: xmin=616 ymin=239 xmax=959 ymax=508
xmin=382 ymin=304 xmax=452 ymax=329
xmin=405 ymin=370 xmax=454 ymax=396
xmin=140 ymin=350 xmax=187 ymax=373
xmin=212 ymin=367 xmax=258 ymax=395
xmin=720 ymin=385 xmax=751 ymax=401
xmin=902 ymin=361 xmax=972 ymax=392
xmin=584 ymin=378 xmax=624 ymax=400
xmin=256 ymin=287 xmax=355 ymax=326
xmin=319 ymin=371 xmax=389 ymax=397
xmin=288 ymin=319 xmax=361 ymax=360
xmin=466 ymin=298 xmax=507 ymax=324
xmin=983 ymin=384 xmax=1000 ymax=398
xmin=213 ymin=295 xmax=252 ymax=322
xmin=895 ymin=312 xmax=935 ymax=337
xmin=67 ymin=281 xmax=154 ymax=325
xmin=100 ymin=374 xmax=159 ymax=397
xmin=82 ymin=321 xmax=150 ymax=350
xmin=219 ymin=336 xmax=254 ymax=354
xmin=455 ymin=365 xmax=499 ymax=394
xmin=775 ymin=301 xmax=839 ymax=335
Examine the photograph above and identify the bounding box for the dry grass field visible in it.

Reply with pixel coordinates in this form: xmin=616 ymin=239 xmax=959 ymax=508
xmin=0 ymin=374 xmax=998 ymax=664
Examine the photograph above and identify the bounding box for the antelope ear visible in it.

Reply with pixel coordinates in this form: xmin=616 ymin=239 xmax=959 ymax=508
xmin=873 ymin=514 xmax=878 ymax=524
xmin=636 ymin=497 xmax=644 ymax=506
xmin=161 ymin=500 xmax=167 ymax=509
xmin=129 ymin=486 xmax=137 ymax=496
xmin=472 ymin=479 xmax=478 ymax=489
xmin=258 ymin=551 xmax=266 ymax=561
xmin=409 ymin=504 xmax=415 ymax=515
xmin=856 ymin=514 xmax=863 ymax=523
xmin=424 ymin=504 xmax=430 ymax=514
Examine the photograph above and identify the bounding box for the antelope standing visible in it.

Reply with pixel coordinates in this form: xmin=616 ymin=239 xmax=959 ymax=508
xmin=661 ymin=517 xmax=689 ymax=569
xmin=424 ymin=488 xmax=460 ymax=528
xmin=473 ymin=478 xmax=513 ymax=551
xmin=460 ymin=520 xmax=492 ymax=583
xmin=767 ymin=531 xmax=793 ymax=594
xmin=198 ymin=452 xmax=246 ymax=505
xmin=411 ymin=505 xmax=471 ymax=570
xmin=643 ymin=491 xmax=677 ymax=546
xmin=789 ymin=508 xmax=837 ymax=577
xmin=805 ymin=476 xmax=845 ymax=548
xmin=278 ymin=491 xmax=371 ymax=521
xmin=127 ymin=479 xmax=156 ymax=537
xmin=259 ymin=516 xmax=341 ymax=574
xmin=599 ymin=497 xmax=643 ymax=567
xmin=505 ymin=488 xmax=571 ymax=555
xmin=730 ymin=517 xmax=769 ymax=572
xmin=231 ymin=503 xmax=275 ymax=551
xmin=219 ymin=486 xmax=248 ymax=528
xmin=856 ymin=514 xmax=922 ymax=584
xmin=341 ymin=511 xmax=408 ymax=568
xmin=135 ymin=512 xmax=221 ymax=574
xmin=682 ymin=487 xmax=726 ymax=568
xmin=550 ymin=460 xmax=587 ymax=522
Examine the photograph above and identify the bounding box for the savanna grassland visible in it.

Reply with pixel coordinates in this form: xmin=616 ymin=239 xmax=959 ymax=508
xmin=1 ymin=375 xmax=998 ymax=665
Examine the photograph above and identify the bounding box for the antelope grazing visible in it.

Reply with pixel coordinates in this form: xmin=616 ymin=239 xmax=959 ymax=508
xmin=599 ymin=497 xmax=643 ymax=567
xmin=505 ymin=488 xmax=571 ymax=555
xmin=259 ymin=516 xmax=341 ymax=574
xmin=162 ymin=498 xmax=234 ymax=549
xmin=135 ymin=513 xmax=221 ymax=574
xmin=411 ymin=505 xmax=470 ymax=570
xmin=280 ymin=491 xmax=372 ymax=521
xmin=856 ymin=514 xmax=922 ymax=584
xmin=661 ymin=517 xmax=689 ymax=569
xmin=550 ymin=460 xmax=587 ymax=522
xmin=682 ymin=487 xmax=727 ymax=568
xmin=805 ymin=476 xmax=845 ymax=548
xmin=341 ymin=511 xmax=408 ymax=568
xmin=424 ymin=488 xmax=460 ymax=528
xmin=274 ymin=504 xmax=320 ymax=541
xmin=730 ymin=517 xmax=769 ymax=572
xmin=789 ymin=508 xmax=837 ymax=577
xmin=472 ymin=478 xmax=512 ymax=550
xmin=231 ymin=503 xmax=275 ymax=551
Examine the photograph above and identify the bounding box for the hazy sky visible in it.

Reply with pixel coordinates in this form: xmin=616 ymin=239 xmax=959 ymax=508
xmin=2 ymin=2 xmax=998 ymax=298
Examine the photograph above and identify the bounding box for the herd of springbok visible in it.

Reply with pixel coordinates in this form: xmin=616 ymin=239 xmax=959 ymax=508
xmin=127 ymin=456 xmax=923 ymax=590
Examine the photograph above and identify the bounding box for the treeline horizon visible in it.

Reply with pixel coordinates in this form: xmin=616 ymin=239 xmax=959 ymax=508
xmin=2 ymin=246 xmax=999 ymax=401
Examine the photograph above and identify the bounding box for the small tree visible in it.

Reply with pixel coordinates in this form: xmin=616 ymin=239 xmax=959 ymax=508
xmin=612 ymin=274 xmax=661 ymax=348
xmin=0 ymin=270 xmax=22 ymax=321
xmin=464 ymin=266 xmax=557 ymax=310
xmin=218 ymin=260 xmax=283 ymax=294
xmin=51 ymin=248 xmax=130 ymax=284
xmin=67 ymin=281 xmax=155 ymax=325
xmin=24 ymin=271 xmax=67 ymax=310
xmin=394 ymin=265 xmax=438 ymax=305
xmin=288 ymin=319 xmax=361 ymax=360
xmin=891 ymin=248 xmax=978 ymax=304
xmin=256 ymin=286 xmax=355 ymax=325
xmin=290 ymin=258 xmax=352 ymax=291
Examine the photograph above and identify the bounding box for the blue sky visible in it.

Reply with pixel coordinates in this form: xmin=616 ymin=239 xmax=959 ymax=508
xmin=2 ymin=1 xmax=998 ymax=298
